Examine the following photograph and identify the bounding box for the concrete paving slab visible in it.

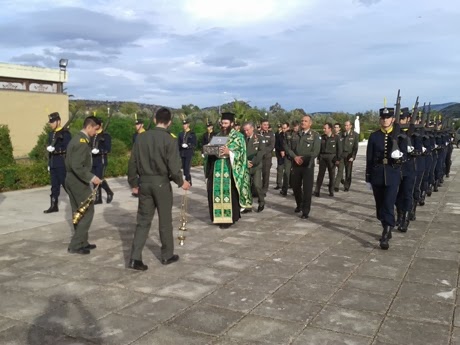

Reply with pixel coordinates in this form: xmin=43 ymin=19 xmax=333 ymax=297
xmin=376 ymin=316 xmax=450 ymax=345
xmin=170 ymin=303 xmax=244 ymax=336
xmin=292 ymin=327 xmax=372 ymax=345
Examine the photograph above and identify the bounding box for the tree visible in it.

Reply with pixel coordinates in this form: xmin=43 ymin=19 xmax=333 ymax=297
xmin=119 ymin=102 xmax=140 ymax=115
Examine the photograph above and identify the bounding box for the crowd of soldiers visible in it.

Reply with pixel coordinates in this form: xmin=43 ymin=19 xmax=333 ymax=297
xmin=42 ymin=105 xmax=455 ymax=262
xmin=197 ymin=115 xmax=360 ymax=219
xmin=366 ymin=105 xmax=455 ymax=250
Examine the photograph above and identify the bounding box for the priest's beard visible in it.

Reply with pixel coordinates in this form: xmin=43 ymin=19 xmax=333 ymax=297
xmin=221 ymin=126 xmax=231 ymax=136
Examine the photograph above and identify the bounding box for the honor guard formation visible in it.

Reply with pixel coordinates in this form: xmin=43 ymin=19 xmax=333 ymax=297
xmin=41 ymin=92 xmax=456 ymax=269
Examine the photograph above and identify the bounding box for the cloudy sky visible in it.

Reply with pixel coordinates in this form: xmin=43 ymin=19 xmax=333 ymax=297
xmin=1 ymin=0 xmax=459 ymax=112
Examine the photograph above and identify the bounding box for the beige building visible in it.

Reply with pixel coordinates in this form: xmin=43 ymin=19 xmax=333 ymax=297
xmin=0 ymin=62 xmax=69 ymax=158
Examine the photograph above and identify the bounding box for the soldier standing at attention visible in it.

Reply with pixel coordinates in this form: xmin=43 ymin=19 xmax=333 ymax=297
xmin=285 ymin=115 xmax=321 ymax=219
xmin=178 ymin=119 xmax=197 ymax=185
xmin=366 ymin=108 xmax=404 ymax=250
xmin=91 ymin=119 xmax=114 ymax=204
xmin=127 ymin=108 xmax=191 ymax=271
xmin=314 ymin=123 xmax=340 ymax=197
xmin=395 ymin=108 xmax=416 ymax=232
xmin=65 ymin=116 xmax=102 ymax=255
xmin=44 ymin=112 xmax=71 ymax=213
xmin=334 ymin=121 xmax=359 ymax=192
xmin=132 ymin=118 xmax=145 ymax=144
xmin=259 ymin=119 xmax=275 ymax=195
xmin=202 ymin=120 xmax=215 ymax=155
xmin=243 ymin=122 xmax=266 ymax=213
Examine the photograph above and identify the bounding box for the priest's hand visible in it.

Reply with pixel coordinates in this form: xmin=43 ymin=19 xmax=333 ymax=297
xmin=220 ymin=146 xmax=230 ymax=156
xmin=248 ymin=161 xmax=253 ymax=168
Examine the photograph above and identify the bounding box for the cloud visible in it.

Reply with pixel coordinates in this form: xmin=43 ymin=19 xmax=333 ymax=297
xmin=0 ymin=0 xmax=459 ymax=112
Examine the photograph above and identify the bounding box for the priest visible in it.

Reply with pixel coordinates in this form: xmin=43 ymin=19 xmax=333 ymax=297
xmin=204 ymin=112 xmax=252 ymax=229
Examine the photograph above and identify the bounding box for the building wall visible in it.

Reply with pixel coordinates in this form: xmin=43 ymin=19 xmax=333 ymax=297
xmin=0 ymin=90 xmax=69 ymax=158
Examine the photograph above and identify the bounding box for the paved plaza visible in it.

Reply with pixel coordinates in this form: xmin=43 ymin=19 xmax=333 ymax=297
xmin=0 ymin=145 xmax=459 ymax=345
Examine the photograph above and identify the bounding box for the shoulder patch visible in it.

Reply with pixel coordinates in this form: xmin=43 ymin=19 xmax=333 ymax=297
xmin=80 ymin=138 xmax=88 ymax=143
xmin=170 ymin=133 xmax=177 ymax=138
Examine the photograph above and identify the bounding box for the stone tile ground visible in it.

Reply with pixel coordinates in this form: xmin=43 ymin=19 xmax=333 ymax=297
xmin=0 ymin=144 xmax=459 ymax=344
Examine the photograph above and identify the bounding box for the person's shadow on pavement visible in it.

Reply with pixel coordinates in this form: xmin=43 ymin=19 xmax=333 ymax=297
xmin=27 ymin=294 xmax=103 ymax=344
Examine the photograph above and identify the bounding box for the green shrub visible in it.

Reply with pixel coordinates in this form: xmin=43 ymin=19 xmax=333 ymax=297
xmin=105 ymin=156 xmax=130 ymax=177
xmin=111 ymin=138 xmax=128 ymax=156
xmin=0 ymin=125 xmax=15 ymax=166
xmin=29 ymin=124 xmax=51 ymax=162
xmin=0 ymin=162 xmax=49 ymax=192
xmin=191 ymin=150 xmax=204 ymax=167
xmin=106 ymin=117 xmax=137 ymax=149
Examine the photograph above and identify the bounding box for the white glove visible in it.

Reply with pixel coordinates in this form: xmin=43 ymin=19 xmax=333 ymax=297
xmin=46 ymin=146 xmax=55 ymax=152
xmin=366 ymin=182 xmax=372 ymax=190
xmin=407 ymin=146 xmax=414 ymax=153
xmin=434 ymin=144 xmax=438 ymax=149
xmin=182 ymin=143 xmax=188 ymax=148
xmin=47 ymin=166 xmax=50 ymax=172
xmin=446 ymin=142 xmax=450 ymax=146
xmin=422 ymin=147 xmax=427 ymax=153
xmin=91 ymin=148 xmax=100 ymax=154
xmin=391 ymin=150 xmax=403 ymax=159
xmin=201 ymin=154 xmax=205 ymax=158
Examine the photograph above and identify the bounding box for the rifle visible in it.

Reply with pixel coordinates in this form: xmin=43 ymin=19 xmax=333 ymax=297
xmin=425 ymin=102 xmax=431 ymax=129
xmin=408 ymin=96 xmax=419 ymax=135
xmin=390 ymin=89 xmax=402 ymax=158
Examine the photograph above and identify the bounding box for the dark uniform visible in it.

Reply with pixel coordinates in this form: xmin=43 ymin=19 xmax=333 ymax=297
xmin=433 ymin=127 xmax=445 ymax=191
xmin=366 ymin=107 xmax=403 ymax=250
xmin=128 ymin=126 xmax=184 ymax=268
xmin=427 ymin=128 xmax=437 ymax=196
xmin=91 ymin=129 xmax=114 ymax=204
xmin=334 ymin=130 xmax=359 ymax=191
xmin=315 ymin=133 xmax=340 ymax=197
xmin=285 ymin=128 xmax=321 ymax=218
xmin=445 ymin=128 xmax=455 ymax=178
xmin=395 ymin=108 xmax=416 ymax=232
xmin=408 ymin=119 xmax=426 ymax=221
xmin=260 ymin=128 xmax=275 ymax=193
xmin=281 ymin=127 xmax=298 ymax=195
xmin=44 ymin=112 xmax=71 ymax=213
xmin=65 ymin=130 xmax=97 ymax=254
xmin=178 ymin=120 xmax=197 ymax=185
xmin=245 ymin=132 xmax=265 ymax=212
xmin=202 ymin=122 xmax=215 ymax=152
xmin=274 ymin=130 xmax=286 ymax=190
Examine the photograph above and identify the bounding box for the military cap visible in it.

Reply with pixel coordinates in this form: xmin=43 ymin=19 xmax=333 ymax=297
xmin=400 ymin=107 xmax=410 ymax=119
xmin=234 ymin=121 xmax=240 ymax=126
xmin=206 ymin=121 xmax=213 ymax=127
xmin=182 ymin=119 xmax=190 ymax=124
xmin=94 ymin=117 xmax=102 ymax=126
xmin=135 ymin=119 xmax=143 ymax=125
xmin=221 ymin=112 xmax=235 ymax=122
xmin=48 ymin=112 xmax=61 ymax=123
xmin=379 ymin=107 xmax=395 ymax=118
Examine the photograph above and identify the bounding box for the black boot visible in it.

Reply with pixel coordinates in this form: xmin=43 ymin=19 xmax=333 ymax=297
xmin=101 ymin=180 xmax=114 ymax=203
xmin=400 ymin=212 xmax=409 ymax=233
xmin=396 ymin=209 xmax=403 ymax=227
xmin=433 ymin=180 xmax=439 ymax=192
xmin=379 ymin=226 xmax=391 ymax=250
xmin=409 ymin=203 xmax=417 ymax=221
xmin=43 ymin=196 xmax=58 ymax=213
xmin=94 ymin=188 xmax=102 ymax=205
xmin=427 ymin=185 xmax=432 ymax=197
xmin=419 ymin=191 xmax=426 ymax=206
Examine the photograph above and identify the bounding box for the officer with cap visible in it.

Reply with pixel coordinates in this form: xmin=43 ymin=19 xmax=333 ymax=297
xmin=44 ymin=112 xmax=71 ymax=213
xmin=178 ymin=118 xmax=197 ymax=185
xmin=395 ymin=107 xmax=416 ymax=232
xmin=366 ymin=107 xmax=404 ymax=249
xmin=234 ymin=121 xmax=242 ymax=133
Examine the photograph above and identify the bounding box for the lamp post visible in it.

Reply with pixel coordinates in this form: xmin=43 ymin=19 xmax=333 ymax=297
xmin=58 ymin=58 xmax=69 ymax=93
